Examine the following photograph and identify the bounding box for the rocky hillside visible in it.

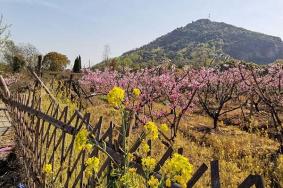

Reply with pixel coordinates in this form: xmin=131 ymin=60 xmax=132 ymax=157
xmin=122 ymin=19 xmax=283 ymax=65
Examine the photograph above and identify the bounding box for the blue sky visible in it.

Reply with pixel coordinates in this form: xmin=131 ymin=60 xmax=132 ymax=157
xmin=1 ymin=0 xmax=283 ymax=66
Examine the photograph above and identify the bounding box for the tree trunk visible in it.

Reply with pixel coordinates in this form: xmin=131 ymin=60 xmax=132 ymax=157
xmin=254 ymin=102 xmax=260 ymax=112
xmin=213 ymin=118 xmax=218 ymax=129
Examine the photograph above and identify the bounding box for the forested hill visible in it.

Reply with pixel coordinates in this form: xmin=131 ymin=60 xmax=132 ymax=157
xmin=121 ymin=19 xmax=283 ymax=65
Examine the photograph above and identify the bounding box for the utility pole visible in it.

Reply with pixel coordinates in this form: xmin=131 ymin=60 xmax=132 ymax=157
xmin=103 ymin=45 xmax=111 ymax=63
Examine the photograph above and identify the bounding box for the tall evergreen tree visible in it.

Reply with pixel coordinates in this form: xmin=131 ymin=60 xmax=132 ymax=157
xmin=78 ymin=55 xmax=82 ymax=70
xmin=72 ymin=55 xmax=82 ymax=73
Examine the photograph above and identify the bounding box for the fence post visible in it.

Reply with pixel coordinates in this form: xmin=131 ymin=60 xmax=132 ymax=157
xmin=177 ymin=148 xmax=183 ymax=155
xmin=37 ymin=55 xmax=42 ymax=77
xmin=187 ymin=163 xmax=208 ymax=188
xmin=0 ymin=75 xmax=11 ymax=97
xmin=238 ymin=174 xmax=264 ymax=188
xmin=211 ymin=160 xmax=220 ymax=188
xmin=69 ymin=74 xmax=73 ymax=95
xmin=147 ymin=139 xmax=152 ymax=156
xmin=28 ymin=67 xmax=58 ymax=105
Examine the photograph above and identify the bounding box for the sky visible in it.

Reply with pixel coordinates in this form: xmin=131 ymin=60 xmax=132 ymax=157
xmin=1 ymin=0 xmax=283 ymax=67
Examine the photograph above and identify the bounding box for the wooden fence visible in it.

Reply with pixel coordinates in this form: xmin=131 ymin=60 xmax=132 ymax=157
xmin=0 ymin=89 xmax=184 ymax=187
xmin=0 ymin=72 xmax=265 ymax=188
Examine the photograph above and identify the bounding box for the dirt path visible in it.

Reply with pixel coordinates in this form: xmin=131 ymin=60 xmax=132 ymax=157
xmin=0 ymin=100 xmax=24 ymax=188
xmin=0 ymin=101 xmax=13 ymax=160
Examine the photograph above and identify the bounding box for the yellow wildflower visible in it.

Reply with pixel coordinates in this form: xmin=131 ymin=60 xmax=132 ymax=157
xmin=75 ymin=128 xmax=89 ymax=151
xmin=144 ymin=122 xmax=159 ymax=140
xmin=140 ymin=140 xmax=150 ymax=153
xmin=127 ymin=153 xmax=135 ymax=162
xmin=162 ymin=153 xmax=193 ymax=188
xmin=141 ymin=156 xmax=156 ymax=172
xmin=85 ymin=157 xmax=100 ymax=177
xmin=132 ymin=88 xmax=141 ymax=97
xmin=107 ymin=86 xmax=125 ymax=107
xmin=174 ymin=175 xmax=186 ymax=188
xmin=85 ymin=143 xmax=93 ymax=152
xmin=120 ymin=168 xmax=140 ymax=188
xmin=160 ymin=123 xmax=169 ymax=132
xmin=128 ymin=168 xmax=137 ymax=173
xmin=43 ymin=163 xmax=52 ymax=174
xmin=165 ymin=178 xmax=171 ymax=187
xmin=147 ymin=176 xmax=159 ymax=188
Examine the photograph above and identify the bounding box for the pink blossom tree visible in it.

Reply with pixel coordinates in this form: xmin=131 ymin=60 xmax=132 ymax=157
xmin=197 ymin=66 xmax=248 ymax=129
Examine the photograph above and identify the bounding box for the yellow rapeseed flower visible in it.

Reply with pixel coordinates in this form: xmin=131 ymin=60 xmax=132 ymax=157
xmin=147 ymin=175 xmax=159 ymax=188
xmin=174 ymin=175 xmax=186 ymax=188
xmin=160 ymin=123 xmax=169 ymax=132
xmin=107 ymin=86 xmax=125 ymax=107
xmin=43 ymin=163 xmax=52 ymax=174
xmin=85 ymin=157 xmax=100 ymax=177
xmin=120 ymin=168 xmax=140 ymax=188
xmin=132 ymin=88 xmax=141 ymax=97
xmin=75 ymin=128 xmax=89 ymax=151
xmin=165 ymin=178 xmax=171 ymax=187
xmin=85 ymin=143 xmax=93 ymax=152
xmin=127 ymin=153 xmax=135 ymax=162
xmin=140 ymin=140 xmax=150 ymax=153
xmin=144 ymin=122 xmax=159 ymax=140
xmin=128 ymin=168 xmax=137 ymax=173
xmin=162 ymin=153 xmax=193 ymax=188
xmin=141 ymin=156 xmax=156 ymax=172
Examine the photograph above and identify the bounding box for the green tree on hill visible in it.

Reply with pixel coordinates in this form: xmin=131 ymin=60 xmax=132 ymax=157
xmin=42 ymin=52 xmax=70 ymax=71
xmin=12 ymin=55 xmax=26 ymax=72
xmin=2 ymin=40 xmax=39 ymax=72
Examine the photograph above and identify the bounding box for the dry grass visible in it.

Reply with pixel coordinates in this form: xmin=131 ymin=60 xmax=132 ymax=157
xmin=82 ymin=95 xmax=281 ymax=187
xmin=32 ymin=83 xmax=283 ymax=187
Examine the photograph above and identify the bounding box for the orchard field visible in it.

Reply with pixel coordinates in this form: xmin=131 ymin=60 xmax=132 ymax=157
xmin=2 ymin=61 xmax=283 ymax=187
xmin=80 ymin=62 xmax=283 ymax=187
